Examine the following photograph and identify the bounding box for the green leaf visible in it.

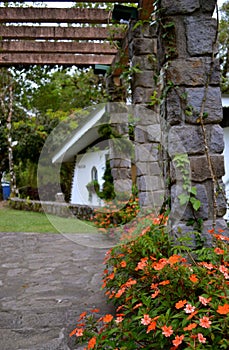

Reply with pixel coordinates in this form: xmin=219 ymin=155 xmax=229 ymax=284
xmin=189 ymin=197 xmax=201 ymax=211
xmin=178 ymin=193 xmax=189 ymax=206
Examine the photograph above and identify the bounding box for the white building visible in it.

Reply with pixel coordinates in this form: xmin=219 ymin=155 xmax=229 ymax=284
xmin=52 ymin=105 xmax=108 ymax=206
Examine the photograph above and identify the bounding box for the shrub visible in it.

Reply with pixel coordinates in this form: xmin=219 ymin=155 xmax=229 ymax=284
xmin=70 ymin=219 xmax=229 ymax=349
xmin=93 ymin=195 xmax=140 ymax=229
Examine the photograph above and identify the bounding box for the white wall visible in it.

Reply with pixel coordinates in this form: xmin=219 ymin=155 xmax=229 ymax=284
xmin=71 ymin=150 xmax=108 ymax=206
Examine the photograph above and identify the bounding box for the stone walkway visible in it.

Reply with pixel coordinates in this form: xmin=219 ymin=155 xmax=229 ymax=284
xmin=0 ymin=231 xmax=115 ymax=350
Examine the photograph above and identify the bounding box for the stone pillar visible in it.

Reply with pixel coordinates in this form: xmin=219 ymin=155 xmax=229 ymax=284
xmin=128 ymin=21 xmax=165 ymax=213
xmin=159 ymin=0 xmax=227 ymax=234
xmin=106 ymin=102 xmax=132 ymax=198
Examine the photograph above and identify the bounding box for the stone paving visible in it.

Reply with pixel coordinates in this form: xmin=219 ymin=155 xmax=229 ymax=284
xmin=0 ymin=231 xmax=115 ymax=350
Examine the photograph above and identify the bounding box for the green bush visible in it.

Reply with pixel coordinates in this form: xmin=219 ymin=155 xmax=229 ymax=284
xmin=70 ymin=219 xmax=229 ymax=349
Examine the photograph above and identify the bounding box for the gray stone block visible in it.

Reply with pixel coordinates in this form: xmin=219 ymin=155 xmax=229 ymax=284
xmin=166 ymin=89 xmax=183 ymax=125
xmin=161 ymin=0 xmax=200 ymax=14
xmin=167 ymin=58 xmax=220 ymax=86
xmin=135 ymin=143 xmax=161 ymax=162
xmin=132 ymin=87 xmax=154 ymax=104
xmin=134 ymin=104 xmax=160 ymax=125
xmin=168 ymin=125 xmax=204 ymax=156
xmin=132 ymin=54 xmax=158 ymax=71
xmin=185 ymin=17 xmax=217 ymax=56
xmin=190 ymin=155 xmax=225 ymax=182
xmin=137 ymin=175 xmax=165 ymax=192
xmin=135 ymin=124 xmax=161 ymax=143
xmin=132 ymin=71 xmax=155 ymax=89
xmin=200 ymin=0 xmax=217 ymax=14
xmin=132 ymin=38 xmax=157 ymax=56
xmin=136 ymin=161 xmax=163 ymax=176
xmin=168 ymin=124 xmax=224 ymax=156
xmin=185 ymin=86 xmax=223 ymax=124
xmin=206 ymin=124 xmax=224 ymax=154
xmin=138 ymin=190 xmax=165 ymax=209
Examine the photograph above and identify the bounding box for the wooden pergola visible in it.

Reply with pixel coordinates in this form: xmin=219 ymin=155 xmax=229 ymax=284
xmin=0 ymin=1 xmax=152 ymax=67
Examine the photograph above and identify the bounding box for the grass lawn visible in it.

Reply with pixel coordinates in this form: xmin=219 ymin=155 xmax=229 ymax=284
xmin=0 ymin=207 xmax=97 ymax=234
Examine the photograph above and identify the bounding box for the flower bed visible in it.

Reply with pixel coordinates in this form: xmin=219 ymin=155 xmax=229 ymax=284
xmin=70 ymin=218 xmax=229 ymax=349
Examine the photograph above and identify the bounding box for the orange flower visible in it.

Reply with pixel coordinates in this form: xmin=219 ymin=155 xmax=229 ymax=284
xmin=115 ymin=316 xmax=124 ymax=324
xmin=146 ymin=321 xmax=157 ymax=333
xmin=141 ymin=314 xmax=152 ymax=326
xmin=199 ymin=296 xmax=211 ymax=306
xmin=107 ymin=272 xmax=115 ymax=280
xmin=133 ymin=302 xmax=143 ymax=310
xmin=135 ymin=257 xmax=148 ymax=271
xmin=168 ymin=255 xmax=182 ymax=265
xmin=103 ymin=314 xmax=114 ymax=323
xmin=162 ymin=325 xmax=173 ymax=337
xmin=78 ymin=311 xmax=87 ymax=320
xmin=217 ymin=303 xmax=229 ymax=315
xmin=151 ymin=289 xmax=160 ymax=298
xmin=189 ymin=274 xmax=198 ymax=283
xmin=187 ymin=310 xmax=198 ymax=320
xmin=214 ymin=247 xmax=225 ymax=255
xmin=183 ymin=323 xmax=197 ymax=331
xmin=159 ymin=280 xmax=170 ymax=285
xmin=120 ymin=261 xmax=127 ymax=268
xmin=151 ymin=283 xmax=159 ymax=289
xmin=153 ymin=258 xmax=168 ymax=271
xmin=91 ymin=308 xmax=100 ymax=313
xmin=115 ymin=287 xmax=125 ymax=298
xmin=175 ymin=300 xmax=187 ymax=309
xmin=75 ymin=328 xmax=84 ymax=337
xmin=172 ymin=334 xmax=184 ymax=347
xmin=199 ymin=316 xmax=211 ymax=328
xmin=88 ymin=336 xmax=96 ymax=349
xmin=69 ymin=328 xmax=77 ymax=337
xmin=197 ymin=333 xmax=206 ymax=344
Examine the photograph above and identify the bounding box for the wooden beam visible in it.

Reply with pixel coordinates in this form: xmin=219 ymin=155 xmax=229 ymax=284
xmin=0 ymin=25 xmax=124 ymax=40
xmin=0 ymin=53 xmax=115 ymax=65
xmin=0 ymin=8 xmax=110 ymax=24
xmin=0 ymin=41 xmax=117 ymax=55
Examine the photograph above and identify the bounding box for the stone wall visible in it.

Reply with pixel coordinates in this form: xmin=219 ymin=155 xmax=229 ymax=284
xmin=159 ymin=0 xmax=227 ymax=233
xmin=128 ymin=22 xmax=165 ymax=212
xmin=9 ymin=198 xmax=95 ymax=221
xmin=125 ymin=0 xmax=227 ymax=233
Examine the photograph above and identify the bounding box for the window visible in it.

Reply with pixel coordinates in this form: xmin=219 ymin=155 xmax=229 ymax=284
xmin=91 ymin=166 xmax=98 ymax=181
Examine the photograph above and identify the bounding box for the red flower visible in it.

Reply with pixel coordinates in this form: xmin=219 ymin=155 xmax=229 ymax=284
xmin=172 ymin=334 xmax=184 ymax=347
xmin=146 ymin=321 xmax=157 ymax=333
xmin=198 ymin=333 xmax=206 ymax=344
xmin=162 ymin=325 xmax=173 ymax=337
xmin=120 ymin=260 xmax=127 ymax=268
xmin=103 ymin=314 xmax=114 ymax=323
xmin=217 ymin=303 xmax=229 ymax=315
xmin=141 ymin=314 xmax=152 ymax=326
xmin=214 ymin=247 xmax=225 ymax=255
xmin=199 ymin=296 xmax=211 ymax=306
xmin=199 ymin=316 xmax=211 ymax=329
xmin=183 ymin=323 xmax=197 ymax=331
xmin=189 ymin=274 xmax=198 ymax=283
xmin=88 ymin=336 xmax=96 ymax=349
xmin=175 ymin=300 xmax=187 ymax=309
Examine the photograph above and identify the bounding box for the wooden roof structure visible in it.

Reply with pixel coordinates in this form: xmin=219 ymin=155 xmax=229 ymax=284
xmin=0 ymin=1 xmax=152 ymax=67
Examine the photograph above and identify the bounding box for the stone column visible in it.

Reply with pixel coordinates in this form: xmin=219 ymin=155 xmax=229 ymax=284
xmin=159 ymin=0 xmax=227 ymax=234
xmin=128 ymin=21 xmax=165 ymax=213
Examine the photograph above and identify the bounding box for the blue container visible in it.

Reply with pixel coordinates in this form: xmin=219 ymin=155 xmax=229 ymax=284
xmin=1 ymin=181 xmax=10 ymax=200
